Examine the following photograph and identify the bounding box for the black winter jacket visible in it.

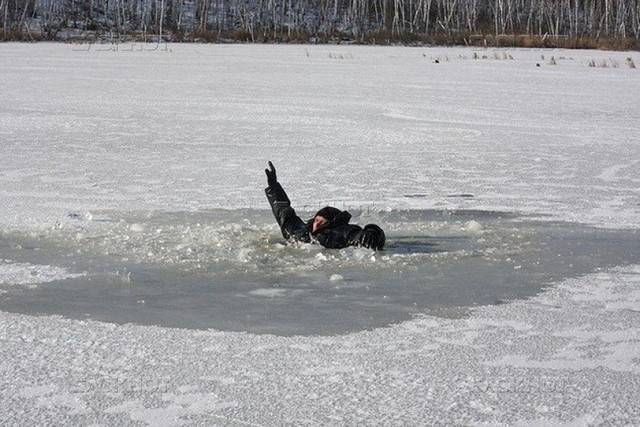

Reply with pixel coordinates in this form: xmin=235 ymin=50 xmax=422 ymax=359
xmin=265 ymin=182 xmax=384 ymax=250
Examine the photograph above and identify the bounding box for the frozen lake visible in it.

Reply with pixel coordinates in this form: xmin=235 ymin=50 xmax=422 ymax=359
xmin=1 ymin=43 xmax=639 ymax=424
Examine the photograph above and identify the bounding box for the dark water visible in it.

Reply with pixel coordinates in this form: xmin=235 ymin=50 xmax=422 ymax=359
xmin=0 ymin=209 xmax=638 ymax=335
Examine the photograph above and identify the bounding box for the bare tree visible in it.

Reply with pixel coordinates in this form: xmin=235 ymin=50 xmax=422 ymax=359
xmin=3 ymin=0 xmax=639 ymax=44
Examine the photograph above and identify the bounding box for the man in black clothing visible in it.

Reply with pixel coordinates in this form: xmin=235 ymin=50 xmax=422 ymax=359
xmin=264 ymin=162 xmax=385 ymax=250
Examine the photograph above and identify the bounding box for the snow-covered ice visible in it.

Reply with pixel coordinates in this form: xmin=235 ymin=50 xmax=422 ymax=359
xmin=1 ymin=43 xmax=640 ymax=424
xmin=2 ymin=266 xmax=640 ymax=425
xmin=1 ymin=43 xmax=639 ymax=229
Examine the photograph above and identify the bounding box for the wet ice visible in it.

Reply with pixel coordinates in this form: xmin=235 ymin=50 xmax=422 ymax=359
xmin=1 ymin=209 xmax=638 ymax=335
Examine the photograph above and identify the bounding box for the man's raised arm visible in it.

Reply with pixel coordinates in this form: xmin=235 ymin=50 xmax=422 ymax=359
xmin=264 ymin=161 xmax=310 ymax=242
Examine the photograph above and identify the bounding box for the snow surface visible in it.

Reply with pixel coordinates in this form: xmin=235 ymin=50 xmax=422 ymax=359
xmin=1 ymin=43 xmax=639 ymax=229
xmin=2 ymin=266 xmax=639 ymax=425
xmin=1 ymin=43 xmax=640 ymax=424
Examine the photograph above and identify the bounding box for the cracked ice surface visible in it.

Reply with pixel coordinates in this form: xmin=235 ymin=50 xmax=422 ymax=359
xmin=1 ymin=43 xmax=640 ymax=424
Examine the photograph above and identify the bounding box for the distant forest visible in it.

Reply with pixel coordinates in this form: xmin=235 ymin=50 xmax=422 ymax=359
xmin=3 ymin=0 xmax=640 ymax=48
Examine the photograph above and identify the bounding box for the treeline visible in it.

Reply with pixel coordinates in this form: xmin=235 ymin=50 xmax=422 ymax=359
xmin=2 ymin=0 xmax=640 ymax=48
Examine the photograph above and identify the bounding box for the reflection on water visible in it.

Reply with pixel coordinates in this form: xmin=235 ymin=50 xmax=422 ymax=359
xmin=0 ymin=209 xmax=638 ymax=336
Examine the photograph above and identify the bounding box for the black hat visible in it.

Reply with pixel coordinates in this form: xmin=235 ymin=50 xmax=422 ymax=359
xmin=314 ymin=206 xmax=342 ymax=221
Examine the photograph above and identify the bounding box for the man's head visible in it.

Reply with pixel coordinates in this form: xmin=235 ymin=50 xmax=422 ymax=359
xmin=311 ymin=206 xmax=343 ymax=233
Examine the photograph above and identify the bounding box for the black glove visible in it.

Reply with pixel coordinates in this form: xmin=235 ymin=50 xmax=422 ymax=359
xmin=265 ymin=161 xmax=278 ymax=187
xmin=359 ymin=224 xmax=385 ymax=250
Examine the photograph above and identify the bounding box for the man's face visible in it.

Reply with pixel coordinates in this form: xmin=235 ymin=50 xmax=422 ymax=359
xmin=312 ymin=215 xmax=328 ymax=233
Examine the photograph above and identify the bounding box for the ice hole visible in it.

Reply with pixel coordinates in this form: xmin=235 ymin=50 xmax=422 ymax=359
xmin=1 ymin=209 xmax=638 ymax=336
